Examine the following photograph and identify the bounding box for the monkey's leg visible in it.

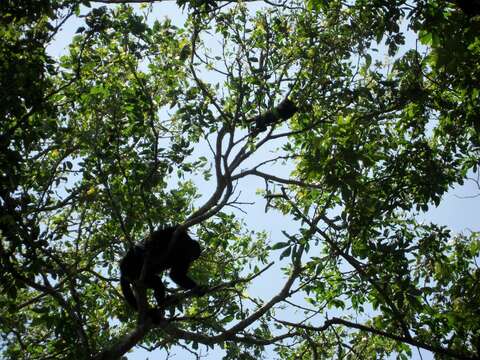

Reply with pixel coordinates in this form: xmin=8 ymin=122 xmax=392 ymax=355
xmin=144 ymin=275 xmax=166 ymax=324
xmin=145 ymin=274 xmax=166 ymax=307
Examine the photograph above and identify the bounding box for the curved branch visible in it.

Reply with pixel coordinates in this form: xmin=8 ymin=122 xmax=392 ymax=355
xmin=278 ymin=318 xmax=478 ymax=360
xmin=223 ymin=244 xmax=304 ymax=336
xmin=232 ymin=169 xmax=322 ymax=189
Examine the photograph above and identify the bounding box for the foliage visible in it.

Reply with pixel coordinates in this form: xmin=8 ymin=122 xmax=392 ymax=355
xmin=1 ymin=0 xmax=479 ymax=359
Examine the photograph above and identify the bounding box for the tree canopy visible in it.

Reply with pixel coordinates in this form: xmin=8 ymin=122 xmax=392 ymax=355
xmin=1 ymin=0 xmax=479 ymax=359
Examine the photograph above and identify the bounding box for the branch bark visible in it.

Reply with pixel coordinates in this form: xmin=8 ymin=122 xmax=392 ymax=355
xmin=278 ymin=318 xmax=478 ymax=360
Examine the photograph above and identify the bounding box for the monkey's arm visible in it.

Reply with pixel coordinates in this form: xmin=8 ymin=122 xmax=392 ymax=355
xmin=170 ymin=263 xmax=198 ymax=290
xmin=120 ymin=275 xmax=138 ymax=309
xmin=170 ymin=265 xmax=207 ymax=296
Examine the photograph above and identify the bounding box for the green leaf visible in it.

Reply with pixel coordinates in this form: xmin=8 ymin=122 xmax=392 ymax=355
xmin=271 ymin=242 xmax=289 ymax=250
xmin=280 ymin=246 xmax=292 ymax=260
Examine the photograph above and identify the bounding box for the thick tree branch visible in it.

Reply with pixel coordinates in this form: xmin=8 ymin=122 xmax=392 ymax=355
xmin=93 ymin=321 xmax=153 ymax=360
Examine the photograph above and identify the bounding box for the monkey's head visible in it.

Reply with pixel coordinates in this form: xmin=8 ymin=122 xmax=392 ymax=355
xmin=179 ymin=231 xmax=201 ymax=261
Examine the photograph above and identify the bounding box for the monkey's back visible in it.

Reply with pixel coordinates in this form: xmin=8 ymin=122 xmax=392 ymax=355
xmin=120 ymin=226 xmax=200 ymax=279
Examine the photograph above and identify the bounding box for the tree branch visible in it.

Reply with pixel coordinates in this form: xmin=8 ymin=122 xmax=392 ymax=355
xmin=278 ymin=318 xmax=477 ymax=360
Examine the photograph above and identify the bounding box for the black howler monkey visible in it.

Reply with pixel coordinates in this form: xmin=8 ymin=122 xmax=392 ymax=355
xmin=120 ymin=226 xmax=204 ymax=314
xmin=252 ymin=98 xmax=298 ymax=132
xmin=452 ymin=0 xmax=480 ymax=17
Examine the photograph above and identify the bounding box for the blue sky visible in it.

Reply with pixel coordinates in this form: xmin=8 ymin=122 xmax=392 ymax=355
xmin=46 ymin=3 xmax=480 ymax=359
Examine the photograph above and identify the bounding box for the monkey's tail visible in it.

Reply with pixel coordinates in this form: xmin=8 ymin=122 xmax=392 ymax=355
xmin=120 ymin=275 xmax=137 ymax=310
